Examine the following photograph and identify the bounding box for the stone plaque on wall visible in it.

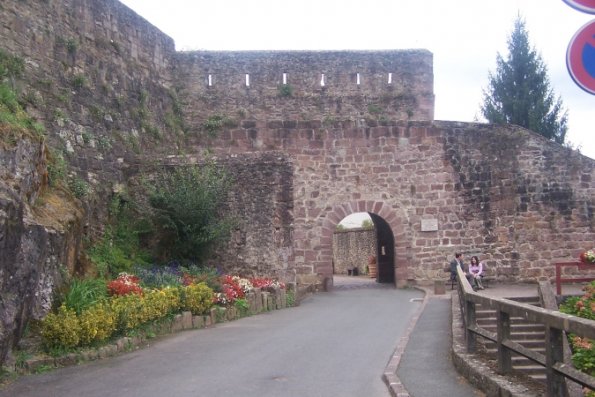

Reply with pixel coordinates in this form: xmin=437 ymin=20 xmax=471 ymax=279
xmin=421 ymin=218 xmax=438 ymax=232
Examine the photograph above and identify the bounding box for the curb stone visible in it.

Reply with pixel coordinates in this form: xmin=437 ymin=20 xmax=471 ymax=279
xmin=382 ymin=286 xmax=430 ymax=397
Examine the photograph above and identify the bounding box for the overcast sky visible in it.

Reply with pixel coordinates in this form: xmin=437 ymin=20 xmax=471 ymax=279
xmin=119 ymin=0 xmax=595 ymax=159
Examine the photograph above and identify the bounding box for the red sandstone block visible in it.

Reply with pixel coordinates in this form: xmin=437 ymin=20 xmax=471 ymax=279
xmin=373 ymin=201 xmax=383 ymax=214
xmin=305 ymin=251 xmax=317 ymax=261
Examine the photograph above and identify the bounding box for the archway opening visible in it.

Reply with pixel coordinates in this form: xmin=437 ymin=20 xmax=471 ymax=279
xmin=332 ymin=212 xmax=395 ymax=284
xmin=332 ymin=212 xmax=375 ymax=277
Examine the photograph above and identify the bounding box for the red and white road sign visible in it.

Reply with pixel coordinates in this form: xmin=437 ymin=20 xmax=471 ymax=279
xmin=563 ymin=0 xmax=595 ymax=14
xmin=567 ymin=20 xmax=595 ymax=94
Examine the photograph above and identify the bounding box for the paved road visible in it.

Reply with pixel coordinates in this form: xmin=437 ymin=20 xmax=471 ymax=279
xmin=1 ymin=285 xmax=423 ymax=397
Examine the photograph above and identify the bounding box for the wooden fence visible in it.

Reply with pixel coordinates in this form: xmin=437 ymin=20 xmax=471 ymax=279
xmin=455 ymin=266 xmax=595 ymax=396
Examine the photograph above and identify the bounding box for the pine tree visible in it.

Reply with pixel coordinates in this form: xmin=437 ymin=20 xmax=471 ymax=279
xmin=481 ymin=16 xmax=568 ymax=144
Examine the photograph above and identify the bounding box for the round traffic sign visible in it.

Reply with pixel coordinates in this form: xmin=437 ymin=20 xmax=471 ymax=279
xmin=563 ymin=0 xmax=595 ymax=14
xmin=567 ymin=20 xmax=595 ymax=94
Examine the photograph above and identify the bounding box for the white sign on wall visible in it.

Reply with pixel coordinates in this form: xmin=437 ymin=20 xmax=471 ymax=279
xmin=421 ymin=218 xmax=438 ymax=232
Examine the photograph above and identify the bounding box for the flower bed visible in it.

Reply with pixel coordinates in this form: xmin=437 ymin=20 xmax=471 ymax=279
xmin=39 ymin=271 xmax=290 ymax=353
xmin=560 ymin=281 xmax=595 ymax=396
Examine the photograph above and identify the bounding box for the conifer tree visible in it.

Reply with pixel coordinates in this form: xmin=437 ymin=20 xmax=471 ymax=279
xmin=481 ymin=16 xmax=568 ymax=144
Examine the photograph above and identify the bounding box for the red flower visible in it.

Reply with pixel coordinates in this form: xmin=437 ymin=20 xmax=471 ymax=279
xmin=107 ymin=273 xmax=143 ymax=296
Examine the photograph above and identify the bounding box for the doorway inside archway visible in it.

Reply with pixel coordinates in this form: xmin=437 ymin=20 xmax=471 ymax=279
xmin=332 ymin=212 xmax=395 ymax=284
xmin=369 ymin=213 xmax=395 ymax=283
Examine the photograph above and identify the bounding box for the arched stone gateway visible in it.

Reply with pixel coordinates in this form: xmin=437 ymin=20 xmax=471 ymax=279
xmin=319 ymin=202 xmax=408 ymax=287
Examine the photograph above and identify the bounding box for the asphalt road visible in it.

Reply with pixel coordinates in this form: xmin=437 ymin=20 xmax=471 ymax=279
xmin=1 ymin=285 xmax=423 ymax=397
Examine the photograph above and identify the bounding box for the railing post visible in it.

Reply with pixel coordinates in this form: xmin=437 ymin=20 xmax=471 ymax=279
xmin=496 ymin=310 xmax=512 ymax=374
xmin=465 ymin=299 xmax=476 ymax=353
xmin=555 ymin=263 xmax=562 ymax=295
xmin=546 ymin=326 xmax=568 ymax=397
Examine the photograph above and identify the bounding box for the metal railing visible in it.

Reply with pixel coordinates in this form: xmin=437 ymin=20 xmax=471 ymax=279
xmin=455 ymin=266 xmax=595 ymax=396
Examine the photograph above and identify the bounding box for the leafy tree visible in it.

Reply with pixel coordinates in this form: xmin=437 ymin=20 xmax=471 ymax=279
xmin=481 ymin=16 xmax=568 ymax=144
xmin=148 ymin=162 xmax=234 ymax=261
xmin=361 ymin=219 xmax=374 ymax=230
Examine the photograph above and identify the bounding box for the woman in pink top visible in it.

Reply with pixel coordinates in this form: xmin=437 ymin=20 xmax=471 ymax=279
xmin=468 ymin=255 xmax=484 ymax=290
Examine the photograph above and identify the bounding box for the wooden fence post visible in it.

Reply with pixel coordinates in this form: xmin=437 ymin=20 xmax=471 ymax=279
xmin=465 ymin=299 xmax=476 ymax=353
xmin=546 ymin=326 xmax=568 ymax=397
xmin=496 ymin=310 xmax=512 ymax=374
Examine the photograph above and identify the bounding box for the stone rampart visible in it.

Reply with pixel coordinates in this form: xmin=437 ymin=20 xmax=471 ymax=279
xmin=175 ymin=50 xmax=434 ymax=124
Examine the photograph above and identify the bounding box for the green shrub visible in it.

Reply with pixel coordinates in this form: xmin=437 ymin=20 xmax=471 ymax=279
xmin=47 ymin=150 xmax=67 ymax=186
xmin=88 ymin=235 xmax=134 ymax=277
xmin=570 ymin=338 xmax=595 ymax=376
xmin=65 ymin=38 xmax=77 ymax=54
xmin=367 ymin=103 xmax=383 ymax=114
xmin=0 ymin=83 xmax=45 ymax=145
xmin=71 ymin=74 xmax=86 ymax=89
xmin=182 ymin=283 xmax=213 ymax=315
xmin=110 ymin=293 xmax=144 ymax=333
xmin=201 ymin=114 xmax=234 ymax=138
xmin=68 ymin=177 xmax=89 ymax=198
xmin=139 ymin=288 xmax=181 ymax=322
xmin=286 ymin=291 xmax=295 ymax=307
xmin=0 ymin=49 xmax=24 ymax=81
xmin=40 ymin=305 xmax=81 ymax=350
xmin=0 ymin=83 xmax=19 ymax=113
xmin=233 ymin=298 xmax=249 ymax=317
xmin=87 ymin=198 xmax=152 ymax=277
xmin=278 ymin=84 xmax=293 ymax=97
xmin=97 ymin=136 xmax=112 ymax=151
xmin=63 ymin=278 xmax=108 ymax=315
xmin=148 ymin=163 xmax=234 ymax=261
xmin=78 ymin=302 xmax=116 ymax=346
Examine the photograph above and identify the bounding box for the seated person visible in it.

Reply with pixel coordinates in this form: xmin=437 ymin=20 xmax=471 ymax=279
xmin=449 ymin=253 xmax=466 ymax=282
xmin=468 ymin=255 xmax=484 ymax=290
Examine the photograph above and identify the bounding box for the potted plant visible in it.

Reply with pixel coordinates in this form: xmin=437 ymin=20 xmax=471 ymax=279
xmin=368 ymin=255 xmax=377 ymax=278
xmin=579 ymin=248 xmax=595 ymax=264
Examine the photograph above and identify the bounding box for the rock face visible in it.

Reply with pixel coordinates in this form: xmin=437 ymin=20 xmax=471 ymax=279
xmin=0 ymin=137 xmax=82 ymax=366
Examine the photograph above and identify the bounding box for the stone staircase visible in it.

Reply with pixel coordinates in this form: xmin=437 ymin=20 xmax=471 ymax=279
xmin=476 ymin=296 xmax=547 ymax=383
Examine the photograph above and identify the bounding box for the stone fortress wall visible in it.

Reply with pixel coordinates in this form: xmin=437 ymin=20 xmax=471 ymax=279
xmin=0 ymin=0 xmax=594 ymax=366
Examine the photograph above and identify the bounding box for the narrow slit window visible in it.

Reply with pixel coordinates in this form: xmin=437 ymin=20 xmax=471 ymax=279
xmin=388 ymin=73 xmax=392 ymax=84
xmin=356 ymin=73 xmax=361 ymax=85
xmin=320 ymin=73 xmax=325 ymax=87
xmin=245 ymin=74 xmax=250 ymax=87
xmin=283 ymin=73 xmax=287 ymax=85
xmin=208 ymin=74 xmax=213 ymax=87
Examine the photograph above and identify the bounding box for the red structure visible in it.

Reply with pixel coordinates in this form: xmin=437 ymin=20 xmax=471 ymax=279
xmin=555 ymin=261 xmax=595 ymax=294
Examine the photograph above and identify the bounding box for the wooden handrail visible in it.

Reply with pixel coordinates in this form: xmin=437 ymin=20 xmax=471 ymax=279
xmin=455 ymin=268 xmax=595 ymax=396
